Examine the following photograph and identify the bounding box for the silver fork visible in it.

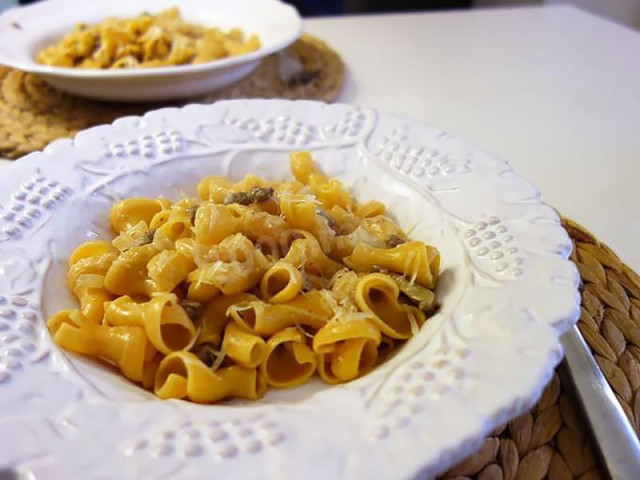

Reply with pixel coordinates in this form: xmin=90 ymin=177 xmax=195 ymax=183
xmin=561 ymin=326 xmax=640 ymax=479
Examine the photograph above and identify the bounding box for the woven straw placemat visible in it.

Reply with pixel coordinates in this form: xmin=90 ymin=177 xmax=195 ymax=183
xmin=439 ymin=218 xmax=640 ymax=480
xmin=0 ymin=34 xmax=344 ymax=159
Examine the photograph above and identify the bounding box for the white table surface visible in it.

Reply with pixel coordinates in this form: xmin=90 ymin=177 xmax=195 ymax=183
xmin=304 ymin=5 xmax=640 ymax=271
xmin=2 ymin=5 xmax=640 ymax=271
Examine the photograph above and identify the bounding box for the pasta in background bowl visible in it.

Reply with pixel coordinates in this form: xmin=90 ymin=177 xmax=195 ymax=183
xmin=0 ymin=100 xmax=579 ymax=479
xmin=36 ymin=7 xmax=261 ymax=69
xmin=0 ymin=0 xmax=301 ymax=101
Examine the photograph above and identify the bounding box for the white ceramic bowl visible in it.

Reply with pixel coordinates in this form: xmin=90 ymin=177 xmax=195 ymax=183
xmin=0 ymin=100 xmax=580 ymax=480
xmin=0 ymin=0 xmax=302 ymax=102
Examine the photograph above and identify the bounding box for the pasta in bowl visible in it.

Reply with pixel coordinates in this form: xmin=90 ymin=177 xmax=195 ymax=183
xmin=47 ymin=152 xmax=441 ymax=404
xmin=35 ymin=7 xmax=261 ymax=69
xmin=0 ymin=0 xmax=301 ymax=101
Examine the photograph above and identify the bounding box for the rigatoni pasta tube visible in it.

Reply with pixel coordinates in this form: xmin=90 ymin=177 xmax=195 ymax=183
xmin=330 ymin=270 xmax=359 ymax=308
xmin=211 ymin=233 xmax=264 ymax=264
xmin=330 ymin=338 xmax=378 ymax=381
xmin=142 ymin=354 xmax=162 ymax=390
xmin=67 ymin=251 xmax=117 ymax=291
xmin=193 ymin=204 xmax=243 ymax=245
xmin=147 ymin=250 xmax=195 ymax=292
xmin=313 ymin=316 xmax=381 ymax=354
xmin=260 ymin=260 xmax=304 ymax=303
xmin=354 ymin=273 xmax=425 ymax=340
xmin=260 ymin=327 xmax=316 ymax=388
xmin=174 ymin=237 xmax=196 ymax=262
xmin=104 ymin=293 xmax=197 ymax=354
xmin=188 ymin=259 xmax=267 ymax=296
xmin=149 ymin=209 xmax=171 ymax=231
xmin=154 ymin=351 xmax=266 ymax=403
xmin=240 ymin=210 xmax=290 ymax=246
xmin=344 ymin=241 xmax=440 ymax=289
xmin=222 ymin=322 xmax=267 ymax=368
xmin=109 ymin=198 xmax=164 ymax=233
xmin=47 ymin=310 xmax=149 ymax=382
xmin=290 ymin=151 xmax=353 ymax=211
xmin=196 ymin=175 xmax=232 ymax=202
xmin=66 ymin=243 xmax=118 ymax=324
xmin=196 ymin=293 xmax=258 ymax=347
xmin=72 ymin=274 xmax=113 ymax=324
xmin=187 ymin=281 xmax=220 ymax=303
xmin=103 ymin=243 xmax=160 ymax=296
xmin=359 ymin=216 xmax=406 ymax=242
xmin=354 ymin=201 xmax=386 ymax=218
xmin=279 ymin=193 xmax=335 ymax=248
xmin=68 ymin=240 xmax=115 ymax=266
xmin=284 ymin=237 xmax=342 ymax=278
xmin=154 ymin=209 xmax=193 ymax=242
xmin=316 ymin=353 xmax=341 ymax=385
xmin=228 ymin=291 xmax=333 ymax=336
xmin=377 ymin=335 xmax=396 ymax=359
xmin=232 ymin=173 xmax=268 ymax=192
xmin=188 ymin=234 xmax=271 ymax=295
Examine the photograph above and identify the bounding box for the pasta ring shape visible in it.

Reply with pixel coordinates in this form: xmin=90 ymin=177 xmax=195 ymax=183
xmin=329 ymin=338 xmax=379 ymax=382
xmin=260 ymin=327 xmax=317 ymax=388
xmin=354 ymin=273 xmax=425 ymax=340
xmin=260 ymin=261 xmax=304 ymax=303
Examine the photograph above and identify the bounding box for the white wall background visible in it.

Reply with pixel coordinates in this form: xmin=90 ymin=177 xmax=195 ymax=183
xmin=546 ymin=0 xmax=640 ymax=27
xmin=475 ymin=0 xmax=640 ymax=27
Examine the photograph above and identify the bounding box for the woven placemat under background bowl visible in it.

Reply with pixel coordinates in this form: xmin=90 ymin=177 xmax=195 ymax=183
xmin=1 ymin=34 xmax=638 ymax=479
xmin=0 ymin=34 xmax=344 ymax=159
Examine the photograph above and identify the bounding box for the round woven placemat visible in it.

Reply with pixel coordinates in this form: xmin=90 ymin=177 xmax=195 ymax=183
xmin=0 ymin=34 xmax=344 ymax=159
xmin=438 ymin=218 xmax=640 ymax=480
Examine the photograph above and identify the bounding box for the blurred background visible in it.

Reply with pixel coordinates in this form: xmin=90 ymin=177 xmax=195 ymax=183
xmin=291 ymin=0 xmax=640 ymax=27
xmin=2 ymin=0 xmax=640 ymax=28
